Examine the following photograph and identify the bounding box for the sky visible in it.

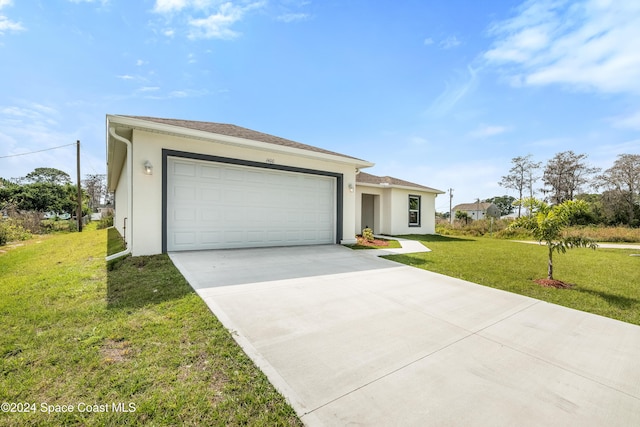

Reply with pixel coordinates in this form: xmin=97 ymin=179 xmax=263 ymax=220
xmin=1 ymin=0 xmax=639 ymax=213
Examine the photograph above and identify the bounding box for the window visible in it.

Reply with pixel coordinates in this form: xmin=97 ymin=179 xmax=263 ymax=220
xmin=408 ymin=195 xmax=421 ymax=227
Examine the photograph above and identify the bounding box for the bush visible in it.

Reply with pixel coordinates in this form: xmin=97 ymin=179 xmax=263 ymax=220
xmin=362 ymin=228 xmax=374 ymax=242
xmin=563 ymin=225 xmax=640 ymax=243
xmin=0 ymin=219 xmax=32 ymax=246
xmin=436 ymin=218 xmax=514 ymax=238
xmin=97 ymin=214 xmax=114 ymax=230
xmin=494 ymin=227 xmax=533 ymax=240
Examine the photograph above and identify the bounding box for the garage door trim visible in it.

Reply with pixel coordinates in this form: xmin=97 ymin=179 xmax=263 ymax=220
xmin=162 ymin=149 xmax=344 ymax=253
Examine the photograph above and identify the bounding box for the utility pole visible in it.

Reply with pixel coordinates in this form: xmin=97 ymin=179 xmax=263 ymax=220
xmin=76 ymin=140 xmax=83 ymax=232
xmin=449 ymin=188 xmax=454 ymax=224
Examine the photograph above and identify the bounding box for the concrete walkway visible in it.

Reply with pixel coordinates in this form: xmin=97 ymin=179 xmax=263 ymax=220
xmin=170 ymin=245 xmax=640 ymax=426
xmin=358 ymin=235 xmax=432 ymax=256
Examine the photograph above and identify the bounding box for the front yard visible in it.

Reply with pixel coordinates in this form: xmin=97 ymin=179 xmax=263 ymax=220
xmin=386 ymin=235 xmax=640 ymax=326
xmin=0 ymin=224 xmax=301 ymax=426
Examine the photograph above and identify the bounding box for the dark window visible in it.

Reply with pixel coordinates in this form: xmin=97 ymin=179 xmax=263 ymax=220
xmin=409 ymin=195 xmax=421 ymax=226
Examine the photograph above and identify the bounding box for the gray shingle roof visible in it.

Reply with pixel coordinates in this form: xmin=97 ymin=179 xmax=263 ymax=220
xmin=453 ymin=202 xmax=495 ymax=211
xmin=120 ymin=115 xmax=366 ymax=161
xmin=356 ymin=172 xmax=443 ymax=193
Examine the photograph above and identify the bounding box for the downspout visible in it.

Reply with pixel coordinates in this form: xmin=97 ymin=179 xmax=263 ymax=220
xmin=106 ymin=126 xmax=133 ymax=261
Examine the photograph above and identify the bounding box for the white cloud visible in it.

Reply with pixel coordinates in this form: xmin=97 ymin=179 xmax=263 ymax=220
xmin=0 ymin=0 xmax=24 ymax=35
xmin=1 ymin=103 xmax=59 ymax=124
xmin=153 ymin=1 xmax=265 ymax=40
xmin=188 ymin=2 xmax=265 ymax=40
xmin=116 ymin=74 xmax=135 ymax=80
xmin=153 ymin=0 xmax=189 ymax=13
xmin=423 ymin=37 xmax=434 ymax=45
xmin=276 ymin=12 xmax=309 ymax=23
xmin=135 ymin=59 xmax=147 ymax=66
xmin=610 ymin=110 xmax=640 ymax=131
xmin=137 ymin=86 xmax=160 ymax=92
xmin=468 ymin=125 xmax=509 ymax=138
xmin=439 ymin=35 xmax=461 ymax=49
xmin=484 ymin=0 xmax=640 ymax=94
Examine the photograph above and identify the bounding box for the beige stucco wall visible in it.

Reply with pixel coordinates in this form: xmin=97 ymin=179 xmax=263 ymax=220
xmin=356 ymin=185 xmax=438 ymax=236
xmin=355 ymin=186 xmax=391 ymax=235
xmin=126 ymin=129 xmax=359 ymax=255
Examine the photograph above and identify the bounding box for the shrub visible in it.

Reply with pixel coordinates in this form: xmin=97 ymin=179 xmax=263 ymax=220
xmin=494 ymin=226 xmax=533 ymax=240
xmin=362 ymin=227 xmax=374 ymax=242
xmin=436 ymin=219 xmax=514 ymax=238
xmin=563 ymin=225 xmax=640 ymax=243
xmin=97 ymin=214 xmax=114 ymax=230
xmin=14 ymin=211 xmax=43 ymax=234
xmin=0 ymin=219 xmax=32 ymax=246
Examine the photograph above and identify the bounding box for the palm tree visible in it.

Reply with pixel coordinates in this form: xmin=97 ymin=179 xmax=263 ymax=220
xmin=509 ymin=198 xmax=597 ymax=281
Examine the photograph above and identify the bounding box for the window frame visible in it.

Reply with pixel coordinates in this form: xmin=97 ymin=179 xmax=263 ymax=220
xmin=408 ymin=194 xmax=421 ymax=227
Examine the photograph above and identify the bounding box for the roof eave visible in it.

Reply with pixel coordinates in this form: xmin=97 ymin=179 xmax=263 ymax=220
xmin=107 ymin=114 xmax=375 ymax=169
xmin=356 ymin=181 xmax=445 ymax=194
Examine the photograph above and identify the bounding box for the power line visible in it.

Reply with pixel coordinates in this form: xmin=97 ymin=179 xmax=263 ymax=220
xmin=0 ymin=143 xmax=77 ymax=159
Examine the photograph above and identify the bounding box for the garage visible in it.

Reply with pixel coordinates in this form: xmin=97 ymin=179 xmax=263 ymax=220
xmin=166 ymin=155 xmax=338 ymax=251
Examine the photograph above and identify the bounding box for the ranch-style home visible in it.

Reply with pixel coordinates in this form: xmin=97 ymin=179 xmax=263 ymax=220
xmin=106 ymin=115 xmax=444 ymax=258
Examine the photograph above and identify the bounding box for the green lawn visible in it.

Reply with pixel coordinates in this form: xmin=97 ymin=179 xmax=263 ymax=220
xmin=0 ymin=224 xmax=301 ymax=426
xmin=385 ymin=235 xmax=640 ymax=326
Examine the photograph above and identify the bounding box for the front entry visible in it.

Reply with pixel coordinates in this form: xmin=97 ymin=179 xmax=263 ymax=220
xmin=361 ymin=194 xmax=376 ymax=233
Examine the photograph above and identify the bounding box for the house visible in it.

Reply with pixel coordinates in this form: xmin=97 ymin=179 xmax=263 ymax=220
xmin=356 ymin=172 xmax=444 ymax=235
xmin=453 ymin=202 xmax=501 ymax=220
xmin=106 ymin=115 xmax=443 ymax=257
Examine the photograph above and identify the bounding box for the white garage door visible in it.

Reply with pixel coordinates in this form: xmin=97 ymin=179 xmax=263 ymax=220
xmin=167 ymin=157 xmax=336 ymax=251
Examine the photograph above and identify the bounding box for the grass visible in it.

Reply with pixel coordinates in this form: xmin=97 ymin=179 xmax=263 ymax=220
xmin=385 ymin=234 xmax=640 ymax=326
xmin=0 ymin=224 xmax=302 ymax=426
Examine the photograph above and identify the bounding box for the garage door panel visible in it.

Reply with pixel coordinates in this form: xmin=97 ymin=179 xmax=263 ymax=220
xmin=200 ymin=188 xmax=221 ymax=202
xmin=201 ymin=165 xmax=221 ymax=179
xmin=174 ymin=162 xmax=197 ymax=176
xmin=167 ymin=157 xmax=336 ymax=251
xmin=174 ymin=232 xmax=197 ymax=246
xmin=174 ymin=208 xmax=196 ymax=222
xmin=174 ymin=186 xmax=196 ymax=202
xmin=201 ymin=231 xmax=222 ymax=244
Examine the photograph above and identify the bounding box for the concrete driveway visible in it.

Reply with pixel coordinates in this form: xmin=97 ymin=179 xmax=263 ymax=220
xmin=169 ymin=245 xmax=640 ymax=426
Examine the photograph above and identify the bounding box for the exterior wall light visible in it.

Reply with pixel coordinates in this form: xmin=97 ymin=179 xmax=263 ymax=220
xmin=348 ymin=183 xmax=354 ymax=193
xmin=144 ymin=161 xmax=153 ymax=175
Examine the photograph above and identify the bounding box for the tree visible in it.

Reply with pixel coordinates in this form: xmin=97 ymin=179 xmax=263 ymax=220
xmin=455 ymin=210 xmax=470 ymax=224
xmin=484 ymin=195 xmax=516 ymax=216
xmin=596 ymin=154 xmax=640 ymax=226
xmin=509 ymin=198 xmax=597 ymax=283
xmin=500 ymin=155 xmax=541 ymax=217
xmin=25 ymin=167 xmax=71 ymax=185
xmin=542 ymin=151 xmax=600 ymax=204
xmin=82 ymin=174 xmax=106 ymax=212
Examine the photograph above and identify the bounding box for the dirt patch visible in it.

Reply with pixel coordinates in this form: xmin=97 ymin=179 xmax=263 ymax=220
xmin=355 ymin=236 xmax=393 ymax=247
xmin=101 ymin=339 xmax=133 ymax=363
xmin=534 ymin=279 xmax=574 ymax=289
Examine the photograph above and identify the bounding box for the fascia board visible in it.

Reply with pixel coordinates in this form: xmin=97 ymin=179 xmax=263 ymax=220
xmin=356 ymin=182 xmax=445 ymax=194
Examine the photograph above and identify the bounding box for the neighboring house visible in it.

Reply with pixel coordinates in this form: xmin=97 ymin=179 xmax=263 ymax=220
xmin=356 ymin=172 xmax=444 ymax=235
xmin=453 ymin=202 xmax=501 ymax=220
xmin=106 ymin=115 xmax=443 ymax=256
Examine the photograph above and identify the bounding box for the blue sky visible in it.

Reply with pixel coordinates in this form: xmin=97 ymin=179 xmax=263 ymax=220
xmin=1 ymin=0 xmax=639 ymax=212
